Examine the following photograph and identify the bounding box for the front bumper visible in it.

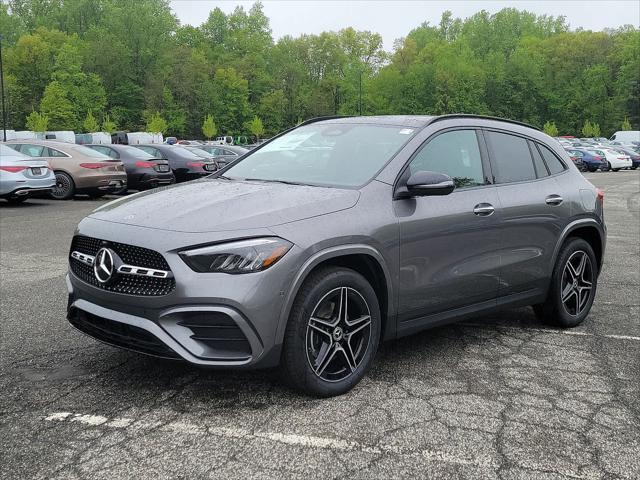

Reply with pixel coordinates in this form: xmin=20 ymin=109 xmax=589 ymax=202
xmin=65 ymin=221 xmax=300 ymax=368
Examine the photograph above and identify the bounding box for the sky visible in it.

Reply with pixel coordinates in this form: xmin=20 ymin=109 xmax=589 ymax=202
xmin=170 ymin=0 xmax=640 ymax=51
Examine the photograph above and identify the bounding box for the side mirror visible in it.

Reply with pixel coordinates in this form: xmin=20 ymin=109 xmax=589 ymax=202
xmin=401 ymin=171 xmax=455 ymax=197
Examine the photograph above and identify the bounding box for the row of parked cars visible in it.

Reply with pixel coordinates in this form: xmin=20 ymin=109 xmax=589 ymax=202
xmin=0 ymin=140 xmax=248 ymax=203
xmin=556 ymin=134 xmax=640 ymax=172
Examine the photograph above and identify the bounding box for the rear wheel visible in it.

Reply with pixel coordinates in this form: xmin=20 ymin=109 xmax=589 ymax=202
xmin=533 ymin=237 xmax=598 ymax=328
xmin=588 ymin=167 xmax=598 ymax=172
xmin=612 ymin=168 xmax=620 ymax=172
xmin=281 ymin=267 xmax=381 ymax=397
xmin=50 ymin=172 xmax=75 ymax=200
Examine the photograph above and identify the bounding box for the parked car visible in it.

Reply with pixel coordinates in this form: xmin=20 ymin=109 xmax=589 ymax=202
xmin=192 ymin=145 xmax=249 ymax=166
xmin=567 ymin=149 xmax=605 ymax=172
xmin=66 ymin=114 xmax=605 ymax=397
xmin=611 ymin=147 xmax=640 ymax=169
xmin=86 ymin=144 xmax=175 ymax=191
xmin=564 ymin=149 xmax=586 ymax=171
xmin=596 ymin=148 xmax=632 ymax=171
xmin=0 ymin=144 xmax=55 ymax=204
xmin=5 ymin=140 xmax=127 ymax=199
xmin=133 ymin=144 xmax=217 ymax=182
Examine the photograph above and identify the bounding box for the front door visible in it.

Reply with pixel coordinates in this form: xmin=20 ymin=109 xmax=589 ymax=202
xmin=396 ymin=129 xmax=501 ymax=327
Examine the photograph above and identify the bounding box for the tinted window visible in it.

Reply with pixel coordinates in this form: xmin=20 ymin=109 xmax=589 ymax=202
xmin=222 ymin=149 xmax=236 ymax=156
xmin=538 ymin=144 xmax=566 ymax=175
xmin=409 ymin=130 xmax=485 ymax=188
xmin=47 ymin=147 xmax=67 ymax=157
xmin=90 ymin=146 xmax=117 ymax=158
xmin=137 ymin=146 xmax=161 ymax=157
xmin=530 ymin=142 xmax=549 ymax=178
xmin=486 ymin=131 xmax=536 ymax=183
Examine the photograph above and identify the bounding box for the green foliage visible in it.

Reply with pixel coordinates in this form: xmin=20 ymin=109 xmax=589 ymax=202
xmin=102 ymin=114 xmax=117 ymax=134
xmin=40 ymin=81 xmax=76 ymax=130
xmin=622 ymin=117 xmax=632 ymax=130
xmin=246 ymin=116 xmax=265 ymax=140
xmin=146 ymin=112 xmax=168 ymax=134
xmin=581 ymin=120 xmax=601 ymax=137
xmin=1 ymin=3 xmax=638 ymax=137
xmin=543 ymin=121 xmax=559 ymax=137
xmin=83 ymin=110 xmax=99 ymax=132
xmin=202 ymin=114 xmax=217 ymax=139
xmin=25 ymin=111 xmax=49 ymax=132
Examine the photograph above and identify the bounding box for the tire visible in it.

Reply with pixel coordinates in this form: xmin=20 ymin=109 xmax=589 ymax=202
xmin=631 ymin=166 xmax=637 ymax=170
xmin=602 ymin=161 xmax=612 ymax=172
xmin=6 ymin=196 xmax=28 ymax=204
xmin=588 ymin=167 xmax=598 ymax=172
xmin=280 ymin=266 xmax=381 ymax=397
xmin=533 ymin=237 xmax=598 ymax=328
xmin=50 ymin=171 xmax=75 ymax=200
xmin=612 ymin=168 xmax=620 ymax=172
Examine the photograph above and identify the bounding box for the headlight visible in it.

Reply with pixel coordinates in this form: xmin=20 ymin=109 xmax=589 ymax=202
xmin=179 ymin=237 xmax=293 ymax=274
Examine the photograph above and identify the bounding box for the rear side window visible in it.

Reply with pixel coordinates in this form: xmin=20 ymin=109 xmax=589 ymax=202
xmin=529 ymin=142 xmax=549 ymax=178
xmin=47 ymin=147 xmax=67 ymax=157
xmin=538 ymin=144 xmax=566 ymax=175
xmin=409 ymin=129 xmax=485 ymax=188
xmin=486 ymin=131 xmax=536 ymax=183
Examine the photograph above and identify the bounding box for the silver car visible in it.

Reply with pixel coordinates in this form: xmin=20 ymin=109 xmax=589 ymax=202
xmin=67 ymin=115 xmax=606 ymax=397
xmin=0 ymin=144 xmax=55 ymax=203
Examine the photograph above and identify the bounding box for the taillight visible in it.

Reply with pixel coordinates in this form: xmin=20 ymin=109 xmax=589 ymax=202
xmin=596 ymin=188 xmax=604 ymax=201
xmin=135 ymin=161 xmax=156 ymax=168
xmin=79 ymin=163 xmax=106 ymax=169
xmin=187 ymin=162 xmax=205 ymax=168
xmin=0 ymin=166 xmax=27 ymax=173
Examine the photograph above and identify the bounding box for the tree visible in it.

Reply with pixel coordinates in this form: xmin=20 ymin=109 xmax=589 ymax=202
xmin=543 ymin=121 xmax=559 ymax=137
xmin=102 ymin=114 xmax=117 ymax=134
xmin=83 ymin=110 xmax=99 ymax=132
xmin=146 ymin=112 xmax=168 ymax=134
xmin=622 ymin=117 xmax=632 ymax=130
xmin=25 ymin=111 xmax=49 ymax=132
xmin=202 ymin=114 xmax=217 ymax=139
xmin=246 ymin=116 xmax=265 ymax=140
xmin=40 ymin=81 xmax=76 ymax=130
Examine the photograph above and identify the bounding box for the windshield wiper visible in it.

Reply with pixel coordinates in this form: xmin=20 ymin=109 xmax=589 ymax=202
xmin=243 ymin=178 xmax=313 ymax=186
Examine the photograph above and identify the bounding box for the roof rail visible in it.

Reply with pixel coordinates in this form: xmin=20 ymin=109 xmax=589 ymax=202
xmin=428 ymin=114 xmax=541 ymax=131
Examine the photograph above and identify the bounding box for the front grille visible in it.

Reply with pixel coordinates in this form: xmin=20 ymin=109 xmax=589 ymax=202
xmin=69 ymin=308 xmax=180 ymax=360
xmin=178 ymin=312 xmax=251 ymax=358
xmin=69 ymin=235 xmax=175 ymax=296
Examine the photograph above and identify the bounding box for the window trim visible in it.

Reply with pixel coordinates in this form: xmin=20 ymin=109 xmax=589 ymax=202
xmin=393 ymin=127 xmax=493 ymax=199
xmin=46 ymin=146 xmax=71 ymax=158
xmin=527 ymin=139 xmax=550 ymax=178
xmin=534 ymin=141 xmax=568 ymax=175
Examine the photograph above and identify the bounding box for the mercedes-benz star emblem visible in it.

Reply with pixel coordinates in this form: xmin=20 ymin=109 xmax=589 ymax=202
xmin=94 ymin=248 xmax=115 ymax=283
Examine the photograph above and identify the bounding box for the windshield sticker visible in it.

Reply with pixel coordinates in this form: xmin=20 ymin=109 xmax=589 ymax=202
xmin=398 ymin=128 xmax=414 ymax=135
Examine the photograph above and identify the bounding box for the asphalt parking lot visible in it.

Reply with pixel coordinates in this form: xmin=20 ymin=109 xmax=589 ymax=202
xmin=1 ymin=171 xmax=638 ymax=480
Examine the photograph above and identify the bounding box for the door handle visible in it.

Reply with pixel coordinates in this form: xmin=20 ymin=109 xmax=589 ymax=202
xmin=545 ymin=195 xmax=563 ymax=206
xmin=473 ymin=203 xmax=495 ymax=216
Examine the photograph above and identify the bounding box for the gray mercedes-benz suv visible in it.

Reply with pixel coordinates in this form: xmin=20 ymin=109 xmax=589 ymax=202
xmin=67 ymin=115 xmax=606 ymax=397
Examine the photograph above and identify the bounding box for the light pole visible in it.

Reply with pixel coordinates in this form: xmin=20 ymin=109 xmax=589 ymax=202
xmin=358 ymin=69 xmax=363 ymax=116
xmin=0 ymin=34 xmax=7 ymax=141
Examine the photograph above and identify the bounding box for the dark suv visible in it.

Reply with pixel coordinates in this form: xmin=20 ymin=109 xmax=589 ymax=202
xmin=67 ymin=115 xmax=606 ymax=397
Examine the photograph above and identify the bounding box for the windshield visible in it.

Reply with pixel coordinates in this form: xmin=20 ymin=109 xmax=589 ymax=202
xmin=224 ymin=123 xmax=416 ymax=187
xmin=72 ymin=145 xmax=112 ymax=159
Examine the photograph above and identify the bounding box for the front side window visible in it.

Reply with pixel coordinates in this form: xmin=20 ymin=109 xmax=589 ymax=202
xmin=20 ymin=144 xmax=45 ymax=157
xmin=486 ymin=131 xmax=536 ymax=184
xmin=225 ymin=123 xmax=416 ymax=187
xmin=408 ymin=130 xmax=485 ymax=188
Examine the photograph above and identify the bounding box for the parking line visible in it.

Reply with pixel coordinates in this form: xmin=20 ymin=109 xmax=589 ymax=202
xmin=461 ymin=323 xmax=640 ymax=342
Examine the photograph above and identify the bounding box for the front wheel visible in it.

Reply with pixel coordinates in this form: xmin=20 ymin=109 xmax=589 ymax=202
xmin=533 ymin=238 xmax=598 ymax=328
xmin=50 ymin=172 xmax=75 ymax=200
xmin=281 ymin=267 xmax=381 ymax=397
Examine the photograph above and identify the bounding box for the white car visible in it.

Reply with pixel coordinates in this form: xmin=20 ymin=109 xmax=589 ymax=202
xmin=597 ymin=148 xmax=632 ymax=171
xmin=0 ymin=144 xmax=56 ymax=203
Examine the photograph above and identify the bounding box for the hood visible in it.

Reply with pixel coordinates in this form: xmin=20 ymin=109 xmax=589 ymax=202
xmin=88 ymin=178 xmax=359 ymax=233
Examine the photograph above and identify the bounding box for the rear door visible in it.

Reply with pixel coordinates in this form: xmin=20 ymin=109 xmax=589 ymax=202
xmin=484 ymin=130 xmax=571 ymax=301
